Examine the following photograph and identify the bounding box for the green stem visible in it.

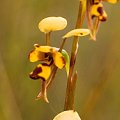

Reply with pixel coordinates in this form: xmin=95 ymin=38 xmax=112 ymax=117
xmin=64 ymin=36 xmax=79 ymax=110
xmin=76 ymin=0 xmax=86 ymax=29
xmin=66 ymin=71 xmax=77 ymax=110
xmin=64 ymin=0 xmax=86 ymax=110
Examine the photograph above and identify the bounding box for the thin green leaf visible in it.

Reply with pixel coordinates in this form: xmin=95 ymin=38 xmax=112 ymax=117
xmin=61 ymin=49 xmax=70 ymax=76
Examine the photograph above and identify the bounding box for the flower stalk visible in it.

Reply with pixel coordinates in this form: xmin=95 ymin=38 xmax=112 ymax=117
xmin=36 ymin=80 xmax=49 ymax=103
xmin=64 ymin=0 xmax=86 ymax=110
xmin=46 ymin=32 xmax=51 ymax=45
xmin=38 ymin=32 xmax=51 ymax=102
xmin=59 ymin=38 xmax=67 ymax=52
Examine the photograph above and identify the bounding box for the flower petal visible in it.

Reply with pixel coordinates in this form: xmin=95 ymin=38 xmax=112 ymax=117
xmin=32 ymin=45 xmax=66 ymax=69
xmin=38 ymin=17 xmax=67 ymax=33
xmin=99 ymin=10 xmax=107 ymax=21
xmin=61 ymin=49 xmax=70 ymax=76
xmin=91 ymin=3 xmax=107 ymax=21
xmin=29 ymin=49 xmax=47 ymax=62
xmin=53 ymin=51 xmax=66 ymax=69
xmin=29 ymin=63 xmax=51 ymax=81
xmin=62 ymin=29 xmax=90 ymax=39
xmin=102 ymin=0 xmax=118 ymax=4
xmin=34 ymin=45 xmax=56 ymax=53
xmin=91 ymin=3 xmax=103 ymax=18
xmin=92 ymin=0 xmax=100 ymax=4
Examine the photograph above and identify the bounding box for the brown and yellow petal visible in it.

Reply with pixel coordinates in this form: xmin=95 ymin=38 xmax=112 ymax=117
xmin=91 ymin=3 xmax=103 ymax=18
xmin=34 ymin=44 xmax=55 ymax=53
xmin=30 ymin=44 xmax=66 ymax=69
xmin=91 ymin=3 xmax=107 ymax=21
xmin=92 ymin=0 xmax=101 ymax=4
xmin=102 ymin=0 xmax=118 ymax=4
xmin=29 ymin=49 xmax=47 ymax=62
xmin=62 ymin=29 xmax=90 ymax=39
xmin=29 ymin=63 xmax=51 ymax=81
xmin=53 ymin=51 xmax=66 ymax=69
xmin=99 ymin=10 xmax=107 ymax=21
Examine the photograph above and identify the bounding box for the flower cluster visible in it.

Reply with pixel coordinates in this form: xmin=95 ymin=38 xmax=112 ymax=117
xmin=28 ymin=1 xmax=118 ymax=119
xmin=87 ymin=0 xmax=118 ymax=40
xmin=28 ymin=16 xmax=90 ymax=102
xmin=28 ymin=17 xmax=68 ymax=102
xmin=29 ymin=44 xmax=66 ymax=81
xmin=28 ymin=0 xmax=118 ymax=106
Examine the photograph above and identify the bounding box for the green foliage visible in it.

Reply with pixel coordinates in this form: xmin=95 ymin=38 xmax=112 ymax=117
xmin=61 ymin=49 xmax=70 ymax=76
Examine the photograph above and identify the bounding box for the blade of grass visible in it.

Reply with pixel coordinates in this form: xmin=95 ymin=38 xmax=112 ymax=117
xmin=0 ymin=53 xmax=23 ymax=120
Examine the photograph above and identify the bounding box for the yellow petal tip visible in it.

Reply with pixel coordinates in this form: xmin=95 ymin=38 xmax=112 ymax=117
xmin=103 ymin=0 xmax=118 ymax=4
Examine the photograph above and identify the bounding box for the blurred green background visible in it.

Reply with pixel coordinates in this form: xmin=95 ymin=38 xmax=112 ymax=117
xmin=0 ymin=0 xmax=120 ymax=120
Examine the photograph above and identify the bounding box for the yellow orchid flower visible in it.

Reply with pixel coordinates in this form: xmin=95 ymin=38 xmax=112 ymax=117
xmin=29 ymin=44 xmax=66 ymax=81
xmin=87 ymin=0 xmax=118 ymax=40
xmin=91 ymin=0 xmax=118 ymax=20
xmin=91 ymin=3 xmax=107 ymax=21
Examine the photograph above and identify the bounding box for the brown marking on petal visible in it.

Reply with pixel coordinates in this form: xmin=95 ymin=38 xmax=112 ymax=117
xmin=93 ymin=0 xmax=101 ymax=4
xmin=29 ymin=73 xmax=40 ymax=80
xmin=45 ymin=53 xmax=48 ymax=58
xmin=100 ymin=16 xmax=107 ymax=21
xmin=28 ymin=50 xmax=34 ymax=59
xmin=91 ymin=0 xmax=100 ymax=5
xmin=29 ymin=66 xmax=46 ymax=81
xmin=49 ymin=59 xmax=54 ymax=66
xmin=49 ymin=48 xmax=53 ymax=52
xmin=61 ymin=56 xmax=66 ymax=67
xmin=42 ymin=58 xmax=53 ymax=66
xmin=80 ymin=33 xmax=83 ymax=35
xmin=29 ymin=73 xmax=45 ymax=81
xmin=42 ymin=63 xmax=49 ymax=66
xmin=47 ymin=56 xmax=52 ymax=61
xmin=34 ymin=44 xmax=39 ymax=48
xmin=38 ymin=77 xmax=45 ymax=81
xmin=29 ymin=66 xmax=43 ymax=80
xmin=92 ymin=15 xmax=96 ymax=19
xmin=73 ymin=110 xmax=76 ymax=113
xmin=34 ymin=67 xmax=42 ymax=74
xmin=97 ymin=7 xmax=103 ymax=16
